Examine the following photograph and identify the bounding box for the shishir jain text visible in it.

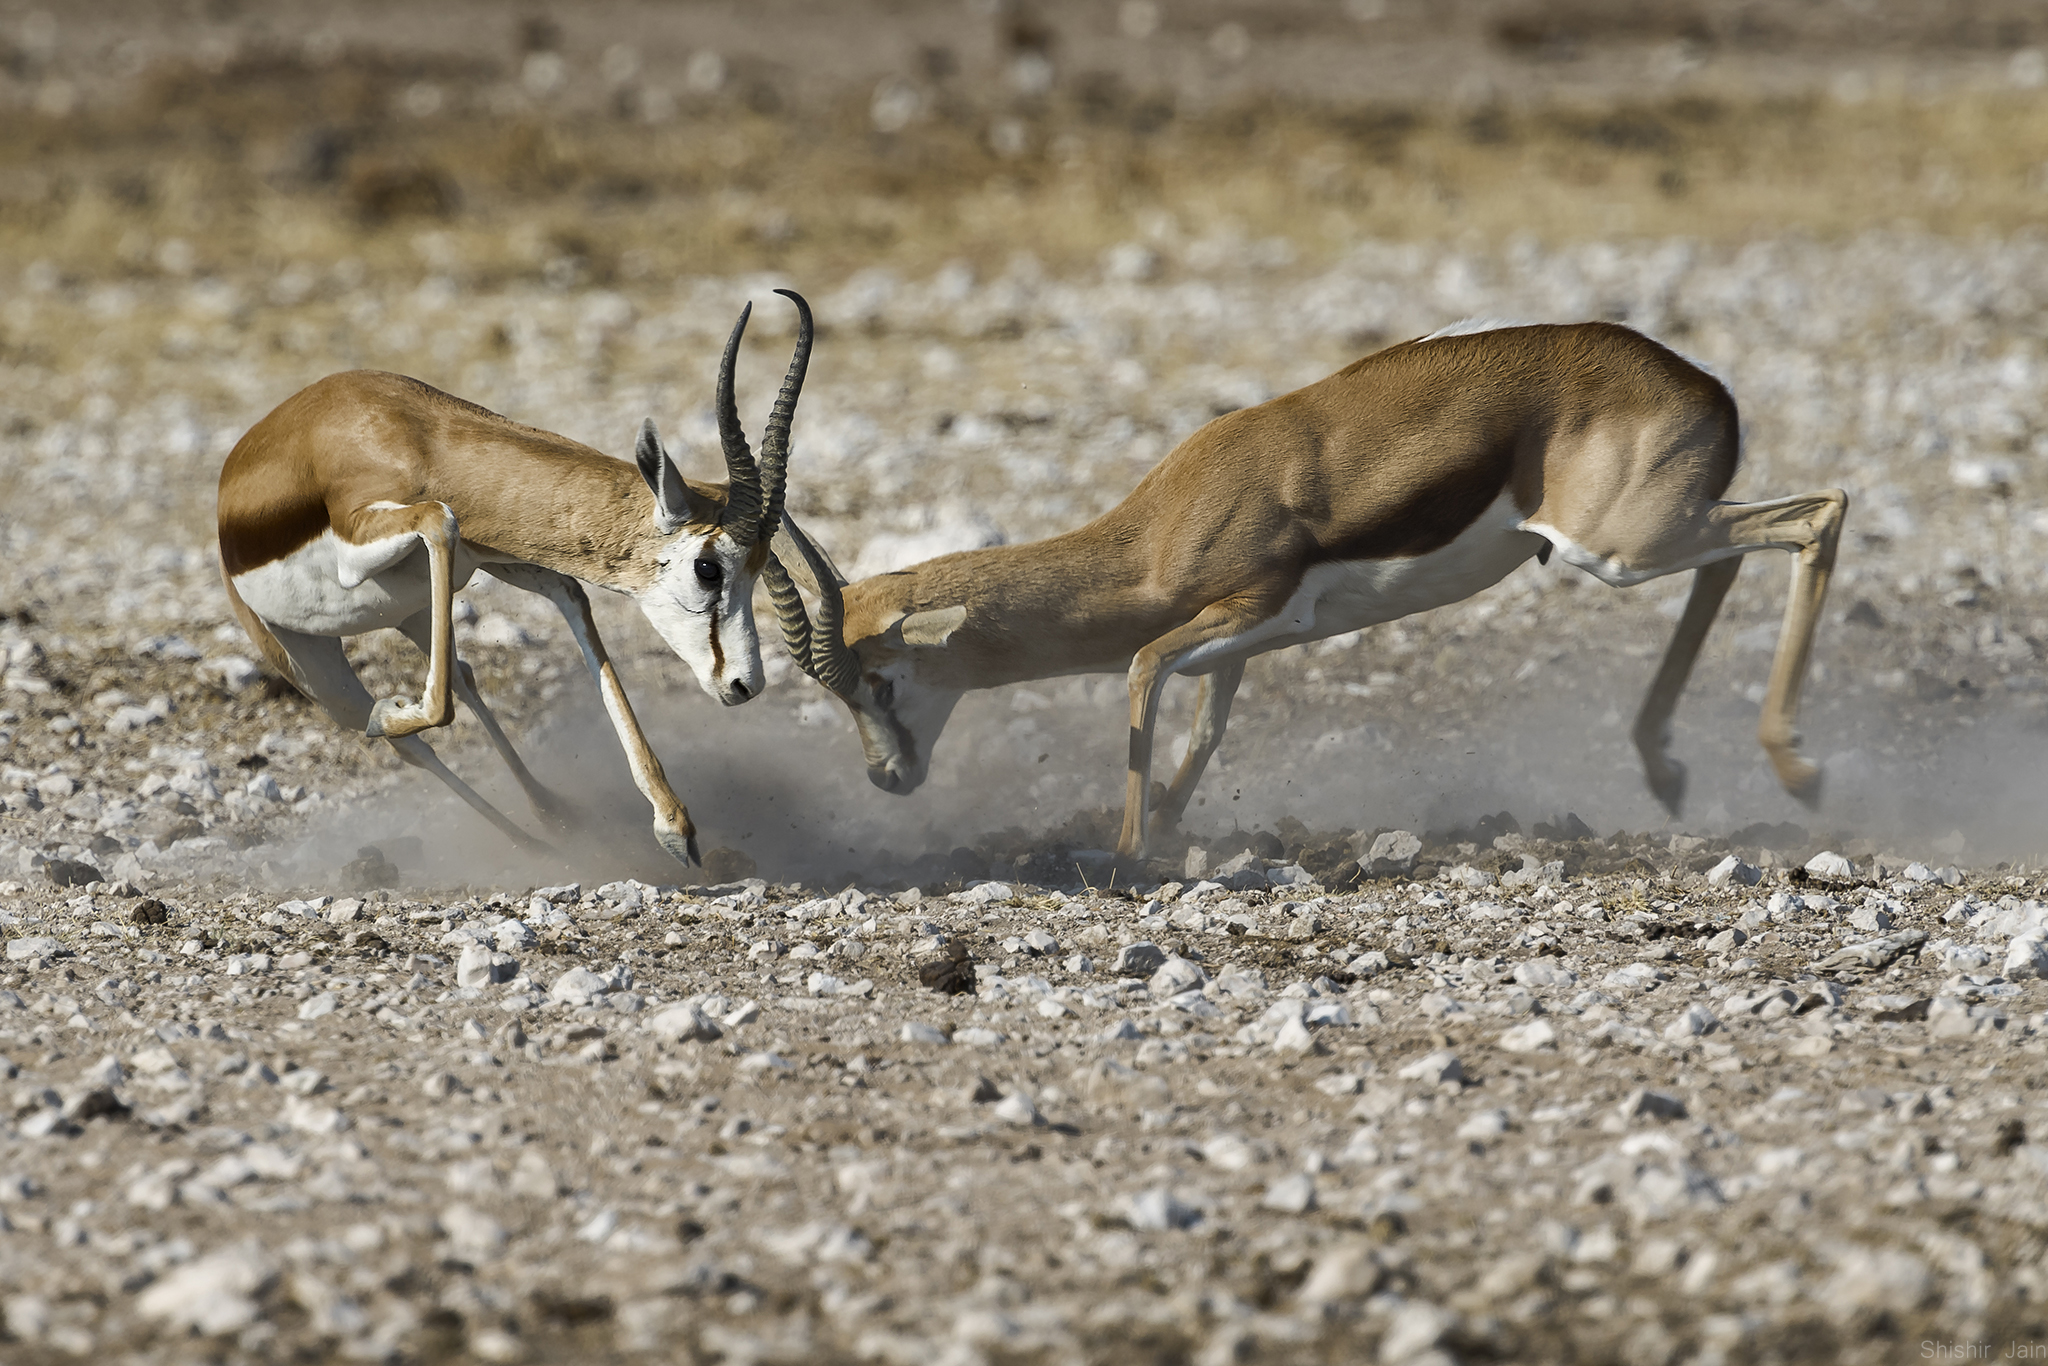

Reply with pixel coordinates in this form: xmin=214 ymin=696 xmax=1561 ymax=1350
xmin=1921 ymin=1344 xmax=2048 ymax=1360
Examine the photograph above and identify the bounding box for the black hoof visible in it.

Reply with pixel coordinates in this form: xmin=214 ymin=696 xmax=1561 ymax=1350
xmin=1647 ymin=759 xmax=1687 ymax=819
xmin=654 ymin=828 xmax=701 ymax=868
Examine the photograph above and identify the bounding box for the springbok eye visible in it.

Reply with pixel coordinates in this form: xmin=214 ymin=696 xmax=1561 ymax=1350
xmin=872 ymin=678 xmax=895 ymax=708
xmin=693 ymin=558 xmax=722 ymax=585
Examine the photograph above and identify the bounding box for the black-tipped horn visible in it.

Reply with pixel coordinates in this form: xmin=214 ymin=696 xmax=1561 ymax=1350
xmin=773 ymin=520 xmax=859 ymax=697
xmin=715 ymin=301 xmax=764 ymax=543
xmin=757 ymin=288 xmax=813 ymax=546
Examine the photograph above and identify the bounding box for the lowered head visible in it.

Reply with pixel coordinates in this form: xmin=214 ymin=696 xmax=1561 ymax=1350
xmin=762 ymin=517 xmax=967 ymax=794
xmin=631 ymin=289 xmax=812 ymax=706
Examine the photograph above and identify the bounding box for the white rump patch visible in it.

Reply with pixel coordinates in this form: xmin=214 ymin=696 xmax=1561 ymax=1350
xmin=1420 ymin=317 xmax=1533 ymax=342
xmin=1421 ymin=316 xmax=1730 ymax=390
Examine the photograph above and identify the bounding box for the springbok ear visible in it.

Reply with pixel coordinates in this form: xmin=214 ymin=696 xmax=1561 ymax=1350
xmin=634 ymin=417 xmax=665 ymax=490
xmin=637 ymin=418 xmax=717 ymax=533
xmin=899 ymin=605 xmax=968 ymax=647
xmin=636 ymin=419 xmax=683 ymax=531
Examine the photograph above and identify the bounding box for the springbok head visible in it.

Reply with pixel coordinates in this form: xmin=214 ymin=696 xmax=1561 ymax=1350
xmin=764 ymin=519 xmax=967 ymax=793
xmin=634 ymin=288 xmax=812 ymax=706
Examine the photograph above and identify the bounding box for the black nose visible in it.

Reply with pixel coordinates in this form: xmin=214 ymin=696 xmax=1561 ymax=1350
xmin=729 ymin=680 xmax=750 ymax=700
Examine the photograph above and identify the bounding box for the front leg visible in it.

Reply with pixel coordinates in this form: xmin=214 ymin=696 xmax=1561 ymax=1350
xmin=394 ymin=610 xmax=580 ymax=833
xmin=1120 ymin=598 xmax=1278 ymax=858
xmin=1147 ymin=660 xmax=1244 ymax=845
xmin=487 ymin=564 xmax=700 ymax=867
xmin=1121 ymin=652 xmax=1169 ymax=860
xmin=340 ymin=500 xmax=461 ymax=740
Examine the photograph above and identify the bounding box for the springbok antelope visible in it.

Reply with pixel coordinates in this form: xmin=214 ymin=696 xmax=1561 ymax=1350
xmin=216 ymin=290 xmax=815 ymax=867
xmin=767 ymin=319 xmax=1847 ymax=859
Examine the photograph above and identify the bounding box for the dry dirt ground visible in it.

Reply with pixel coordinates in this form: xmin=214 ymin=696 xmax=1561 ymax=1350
xmin=4 ymin=2 xmax=2048 ymax=1363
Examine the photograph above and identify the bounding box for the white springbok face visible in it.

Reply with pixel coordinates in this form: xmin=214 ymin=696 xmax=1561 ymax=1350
xmin=834 ymin=655 xmax=964 ymax=794
xmin=633 ymin=287 xmax=812 ymax=709
xmin=639 ymin=526 xmax=765 ymax=707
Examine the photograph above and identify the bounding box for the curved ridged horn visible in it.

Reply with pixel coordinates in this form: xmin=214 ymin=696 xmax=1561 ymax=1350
xmin=770 ymin=519 xmax=859 ymax=697
xmin=763 ymin=554 xmax=817 ymax=681
xmin=715 ymin=301 xmax=764 ymax=543
xmin=756 ymin=288 xmax=813 ymax=546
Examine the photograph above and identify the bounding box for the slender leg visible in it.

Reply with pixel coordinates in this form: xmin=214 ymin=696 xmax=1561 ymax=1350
xmin=1715 ymin=490 xmax=1848 ymax=802
xmin=224 ymin=597 xmax=554 ymax=856
xmin=1148 ymin=660 xmax=1245 ymax=843
xmin=1579 ymin=488 xmax=1847 ymax=812
xmin=486 ymin=564 xmax=700 ymax=867
xmin=1631 ymin=558 xmax=1740 ymax=816
xmin=1121 ymin=598 xmax=1278 ymax=858
xmin=329 ymin=500 xmax=460 ymax=740
xmin=380 ymin=731 xmax=561 ymax=858
xmin=394 ymin=611 xmax=575 ymax=829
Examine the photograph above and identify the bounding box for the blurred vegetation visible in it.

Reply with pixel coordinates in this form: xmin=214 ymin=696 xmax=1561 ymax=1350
xmin=3 ymin=34 xmax=2048 ymax=293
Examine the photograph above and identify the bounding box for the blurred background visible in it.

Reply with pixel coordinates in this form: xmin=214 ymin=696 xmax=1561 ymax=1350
xmin=2 ymin=0 xmax=2046 ymax=881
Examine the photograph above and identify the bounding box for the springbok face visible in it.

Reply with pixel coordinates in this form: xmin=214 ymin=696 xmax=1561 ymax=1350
xmin=764 ymin=522 xmax=970 ymax=793
xmin=638 ymin=524 xmax=765 ymax=706
xmin=839 ymin=653 xmax=964 ymax=794
xmin=632 ymin=290 xmax=812 ymax=708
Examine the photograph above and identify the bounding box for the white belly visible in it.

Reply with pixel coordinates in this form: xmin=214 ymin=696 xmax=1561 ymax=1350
xmin=1174 ymin=490 xmax=1541 ymax=672
xmin=1302 ymin=492 xmax=1543 ymax=638
xmin=233 ymin=530 xmax=482 ymax=636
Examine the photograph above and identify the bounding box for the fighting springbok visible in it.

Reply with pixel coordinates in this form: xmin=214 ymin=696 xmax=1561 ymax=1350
xmin=217 ymin=290 xmax=815 ymax=867
xmin=767 ymin=319 xmax=1846 ymax=859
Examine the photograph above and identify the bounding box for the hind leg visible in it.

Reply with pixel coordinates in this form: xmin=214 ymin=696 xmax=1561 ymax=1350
xmin=395 ymin=611 xmax=577 ymax=831
xmin=225 ymin=570 xmax=556 ymax=858
xmin=279 ymin=622 xmax=556 ymax=857
xmin=378 ymin=730 xmax=560 ymax=860
xmin=1555 ymin=488 xmax=1848 ymax=811
xmin=1631 ymin=559 xmax=1740 ymax=816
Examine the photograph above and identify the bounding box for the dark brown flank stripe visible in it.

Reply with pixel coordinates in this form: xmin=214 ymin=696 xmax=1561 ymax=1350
xmin=1311 ymin=446 xmax=1516 ymax=567
xmin=217 ymin=489 xmax=330 ymax=576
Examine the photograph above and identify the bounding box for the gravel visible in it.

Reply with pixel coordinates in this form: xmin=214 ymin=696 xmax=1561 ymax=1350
xmin=0 ymin=28 xmax=2045 ymax=1362
xmin=0 ymin=827 xmax=2033 ymax=1359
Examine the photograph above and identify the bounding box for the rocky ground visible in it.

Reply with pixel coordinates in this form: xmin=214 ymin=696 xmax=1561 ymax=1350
xmin=2 ymin=831 xmax=2047 ymax=1364
xmin=6 ymin=1 xmax=2048 ymax=1362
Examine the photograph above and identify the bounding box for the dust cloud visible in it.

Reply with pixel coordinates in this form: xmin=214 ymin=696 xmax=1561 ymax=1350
xmin=291 ymin=588 xmax=2048 ymax=893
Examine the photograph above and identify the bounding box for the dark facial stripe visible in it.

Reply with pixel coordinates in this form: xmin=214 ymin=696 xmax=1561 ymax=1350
xmin=880 ymin=678 xmax=920 ymax=769
xmin=708 ymin=591 xmax=725 ymax=678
